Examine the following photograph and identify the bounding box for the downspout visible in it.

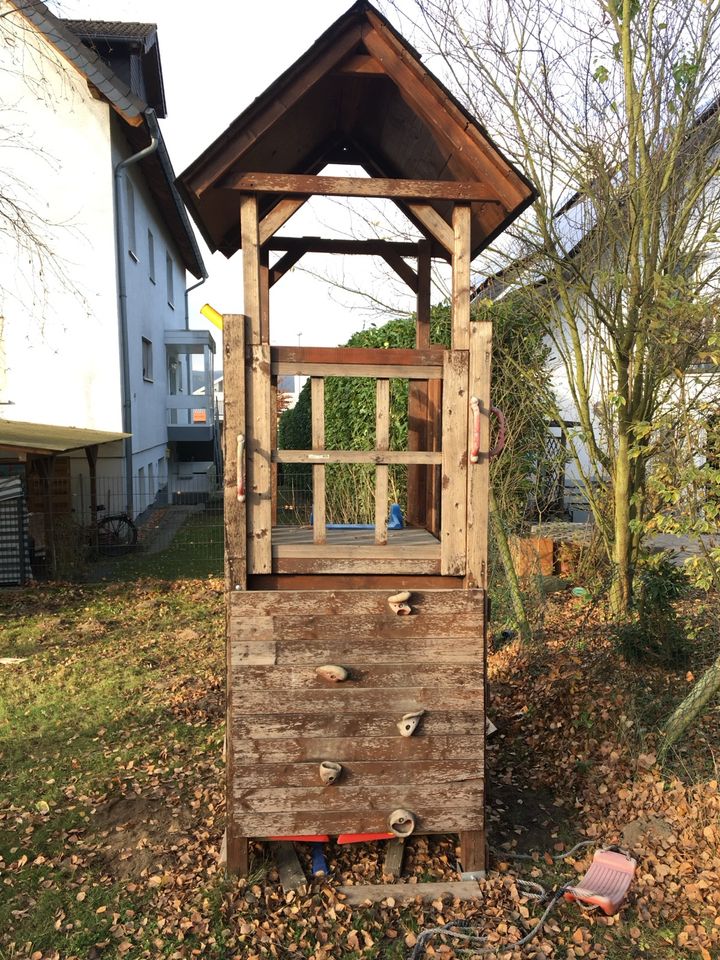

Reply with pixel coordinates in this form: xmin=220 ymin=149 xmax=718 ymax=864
xmin=114 ymin=107 xmax=159 ymax=515
xmin=184 ymin=275 xmax=206 ymax=328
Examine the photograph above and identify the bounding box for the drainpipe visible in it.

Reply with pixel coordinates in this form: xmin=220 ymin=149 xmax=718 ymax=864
xmin=114 ymin=107 xmax=159 ymax=516
xmin=184 ymin=275 xmax=206 ymax=328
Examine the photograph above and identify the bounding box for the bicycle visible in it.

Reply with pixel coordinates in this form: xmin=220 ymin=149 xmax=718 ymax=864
xmin=92 ymin=505 xmax=138 ymax=556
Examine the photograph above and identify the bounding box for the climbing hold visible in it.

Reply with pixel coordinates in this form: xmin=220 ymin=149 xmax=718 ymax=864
xmin=319 ymin=761 xmax=342 ymax=785
xmin=388 ymin=590 xmax=412 ymax=615
xmin=388 ymin=808 xmax=416 ymax=838
xmin=397 ymin=710 xmax=424 ymax=737
xmin=316 ymin=664 xmax=348 ymax=682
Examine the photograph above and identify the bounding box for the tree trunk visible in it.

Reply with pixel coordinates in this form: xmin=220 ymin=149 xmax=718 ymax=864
xmin=489 ymin=488 xmax=533 ymax=643
xmin=660 ymin=651 xmax=720 ymax=755
xmin=610 ymin=429 xmax=633 ymax=618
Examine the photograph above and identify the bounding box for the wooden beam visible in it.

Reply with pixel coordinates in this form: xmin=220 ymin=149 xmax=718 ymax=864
xmin=266 ymin=236 xmax=421 ymax=257
xmin=247 ymin=340 xmax=273 ymax=574
xmin=452 ymin=203 xmax=472 ymax=350
xmin=375 ymin=379 xmax=390 ymax=544
xmin=382 ymin=253 xmax=418 ymax=292
xmin=273 ymin=842 xmax=307 ymax=894
xmin=269 ymin=250 xmax=303 ymax=288
xmin=440 ymin=350 xmax=469 ymax=576
xmin=274 ymin=450 xmax=441 ymax=465
xmin=222 ymin=314 xmax=248 ymax=877
xmin=241 ymin=195 xmax=263 ymax=344
xmin=407 ymin=240 xmax=432 ymax=528
xmin=272 ymin=543 xmax=439 ymax=559
xmin=273 ymin=362 xmax=441 ymax=380
xmin=311 ymin=378 xmax=326 ymax=545
xmin=271 ymin=345 xmax=443 ymax=366
xmin=339 ymin=881 xmax=481 ymax=905
xmin=259 ymin=198 xmax=307 ymax=244
xmin=383 ymin=839 xmax=406 ymax=879
xmin=230 ymin=172 xmax=501 ymax=203
xmin=406 ymin=203 xmax=454 ymax=254
xmin=466 ymin=321 xmax=492 ymax=591
xmin=336 ymin=53 xmax=386 ymax=75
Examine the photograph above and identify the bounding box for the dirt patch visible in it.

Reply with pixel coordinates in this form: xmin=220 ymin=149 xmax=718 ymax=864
xmin=90 ymin=794 xmax=193 ymax=881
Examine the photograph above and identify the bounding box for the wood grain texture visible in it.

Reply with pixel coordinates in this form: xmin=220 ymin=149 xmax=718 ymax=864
xmin=273 ymin=361 xmax=441 ymax=380
xmin=311 ymin=378 xmax=326 ymax=545
xmin=259 ymin=198 xmax=306 ymax=244
xmin=230 ymin=172 xmax=500 ymax=202
xmin=405 ymin=203 xmax=454 ymax=252
xmin=240 ymin=612 xmax=481 ymax=641
xmin=339 ymin=881 xmax=482 ymax=905
xmin=466 ymin=321 xmax=492 ymax=590
xmin=440 ymin=351 xmax=469 ymax=575
xmin=248 ymin=575 xmax=465 ymax=590
xmin=230 ymin=664 xmax=485 ymax=691
xmin=375 ymin=378 xmax=390 ymax=545
xmin=272 ymin=345 xmax=444 ymax=367
xmin=232 ymin=711 xmax=484 ymax=741
xmin=274 ymin=450 xmax=441 ymax=465
xmin=452 ymin=203 xmax=471 ymax=350
xmin=272 ymin=544 xmax=439 ymax=559
xmin=273 ymin=842 xmax=307 ymax=893
xmin=241 ymin=195 xmax=262 ymax=344
xmin=272 ymin=558 xmax=442 ymax=575
xmin=234 ymin=781 xmax=483 ymax=814
xmin=241 ymin=807 xmax=483 ymax=838
xmin=229 ymin=686 xmax=482 ymax=715
xmin=233 ymin=760 xmax=482 ymax=788
xmin=229 ymin=589 xmax=484 ymax=617
xmin=246 ymin=343 xmax=272 ymax=573
xmin=240 ymin=637 xmax=482 ymax=666
xmin=267 ymin=237 xmax=421 ymax=257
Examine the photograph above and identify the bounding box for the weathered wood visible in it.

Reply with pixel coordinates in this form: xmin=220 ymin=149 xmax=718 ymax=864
xmin=230 ymin=664 xmax=485 ymax=691
xmin=242 ymin=807 xmax=483 ymax=838
xmin=406 ymin=203 xmax=454 ymax=253
xmin=440 ymin=351 xmax=469 ymax=575
xmin=274 ymin=450 xmax=441 ymax=465
xmin=382 ymin=253 xmax=418 ymax=292
xmin=266 ymin=237 xmax=421 ymax=257
xmin=311 ymin=378 xmax=326 ymax=545
xmin=259 ymin=198 xmax=306 ymax=244
xmin=241 ymin=195 xmax=263 ymax=344
xmin=272 ymin=543 xmax=439 ymax=559
xmin=230 ymin=172 xmax=501 ymax=202
xmin=272 ymin=344 xmax=443 ymax=366
xmin=273 ymin=361 xmax=441 ymax=380
xmin=229 ymin=687 xmax=483 ymax=715
xmin=383 ymin=838 xmax=406 ymax=879
xmin=232 ymin=711 xmax=484 ymax=741
xmin=336 ymin=53 xmax=386 ymax=75
xmin=229 ymin=589 xmax=484 ymax=616
xmin=234 ymin=760 xmax=482 ymax=789
xmin=222 ymin=314 xmax=248 ymax=876
xmin=460 ymin=830 xmax=486 ymax=875
xmin=237 ymin=637 xmax=482 ymax=667
xmin=234 ymin=781 xmax=484 ymax=814
xmin=273 ymin=557 xmax=442 ymax=575
xmin=248 ymin=574 xmax=464 ymax=590
xmin=452 ymin=203 xmax=472 ymax=350
xmin=269 ymin=249 xmax=303 ymax=287
xmin=375 ymin=378 xmax=390 ymax=545
xmin=426 ymin=378 xmax=442 ymax=538
xmin=466 ymin=320 xmax=492 ymax=589
xmin=233 ymin=612 xmax=482 ymax=642
xmin=247 ymin=343 xmax=272 ymax=573
xmin=260 ymin=248 xmax=270 ymax=344
xmin=407 ymin=242 xmax=431 ymax=527
xmin=273 ymin=842 xmax=307 ymax=893
xmin=339 ymin=881 xmax=482 ymax=905
xmin=272 ymin=525 xmax=439 ymax=547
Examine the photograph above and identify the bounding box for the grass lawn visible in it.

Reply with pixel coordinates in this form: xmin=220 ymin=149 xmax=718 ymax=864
xmin=1 ymin=577 xmax=718 ymax=959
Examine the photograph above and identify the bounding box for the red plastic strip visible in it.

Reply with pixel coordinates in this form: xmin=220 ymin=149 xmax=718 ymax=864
xmin=337 ymin=832 xmax=395 ymax=844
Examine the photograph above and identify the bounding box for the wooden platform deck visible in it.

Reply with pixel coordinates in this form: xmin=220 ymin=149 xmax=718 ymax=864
xmin=271 ymin=526 xmax=441 ymax=574
xmin=272 ymin=526 xmax=440 ymax=547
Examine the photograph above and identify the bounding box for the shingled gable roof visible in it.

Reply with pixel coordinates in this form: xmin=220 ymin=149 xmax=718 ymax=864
xmin=178 ymin=0 xmax=536 ymax=260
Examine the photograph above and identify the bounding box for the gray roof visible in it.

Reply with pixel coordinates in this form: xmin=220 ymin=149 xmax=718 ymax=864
xmin=62 ymin=20 xmax=158 ymax=47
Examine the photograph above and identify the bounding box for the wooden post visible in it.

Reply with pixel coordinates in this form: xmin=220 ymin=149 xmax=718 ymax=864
xmin=466 ymin=321 xmax=492 ymax=590
xmin=222 ymin=314 xmax=249 ymax=876
xmin=311 ymin=377 xmax=326 ymax=543
xmin=440 ymin=351 xmax=468 ymax=575
xmin=451 ymin=203 xmax=471 ymax=350
xmin=375 ymin=378 xmax=390 ymax=544
xmin=241 ymin=194 xmax=263 ymax=344
xmin=407 ymin=240 xmax=431 ymax=528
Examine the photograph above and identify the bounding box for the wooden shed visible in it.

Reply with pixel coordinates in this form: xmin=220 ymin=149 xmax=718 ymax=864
xmin=178 ymin=1 xmax=535 ymax=880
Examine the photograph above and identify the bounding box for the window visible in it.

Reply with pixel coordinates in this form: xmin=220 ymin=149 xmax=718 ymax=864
xmin=142 ymin=337 xmax=153 ymax=382
xmin=148 ymin=229 xmax=155 ymax=283
xmin=126 ymin=179 xmax=137 ymax=260
xmin=166 ymin=252 xmax=174 ymax=308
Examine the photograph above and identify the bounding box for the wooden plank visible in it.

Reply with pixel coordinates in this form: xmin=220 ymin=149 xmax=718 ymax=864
xmin=231 ymin=711 xmax=484 ymax=741
xmin=336 ymin=53 xmax=386 ymax=75
xmin=426 ymin=378 xmax=443 ymax=538
xmin=266 ymin=237 xmax=421 ymax=257
xmin=466 ymin=320 xmax=492 ymax=589
xmin=269 ymin=249 xmax=303 ymax=287
xmin=233 ymin=760 xmax=482 ymax=789
xmin=272 ymin=526 xmax=437 ymax=545
xmin=407 ymin=238 xmax=432 ymax=526
xmin=273 ymin=558 xmax=441 ymax=575
xmin=383 ymin=838 xmax=406 ymax=879
xmin=253 ymin=637 xmax=482 ymax=666
xmin=247 ymin=342 xmax=272 ymax=573
xmin=248 ymin=612 xmax=483 ymax=641
xmin=375 ymin=378 xmax=390 ymax=545
xmin=272 ymin=543 xmax=439 ymax=559
xmin=440 ymin=351 xmax=469 ymax=575
xmin=272 ymin=344 xmax=443 ymax=366
xmin=460 ymin=830 xmax=486 ymax=875
xmin=230 ymin=172 xmax=501 ymax=202
xmin=382 ymin=253 xmax=418 ymax=292
xmin=222 ymin=314 xmax=248 ymax=876
xmin=311 ymin=378 xmax=326 ymax=545
xmin=273 ymin=842 xmax=307 ymax=894
xmin=452 ymin=203 xmax=472 ymax=350
xmin=239 ymin=807 xmax=483 ymax=838
xmin=274 ymin=450 xmax=441 ymax=465
xmin=339 ymin=881 xmax=481 ymax=906
xmin=241 ymin=195 xmax=262 ymax=344
xmin=230 ymin=664 xmax=485 ymax=690
xmin=230 ymin=589 xmax=484 ymax=616
xmin=259 ymin=198 xmax=306 ymax=244
xmin=234 ymin=782 xmax=483 ymax=814
xmin=249 ymin=574 xmax=464 ymax=590
xmin=406 ymin=203 xmax=454 ymax=253
xmin=229 ymin=687 xmax=483 ymax=715
xmin=273 ymin=362 xmax=441 ymax=380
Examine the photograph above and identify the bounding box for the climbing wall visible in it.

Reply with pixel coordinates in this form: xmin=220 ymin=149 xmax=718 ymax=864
xmin=227 ymin=588 xmax=485 ymax=838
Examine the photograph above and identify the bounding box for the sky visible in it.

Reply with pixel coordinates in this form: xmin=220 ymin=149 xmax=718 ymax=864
xmin=49 ymin=0 xmax=437 ymax=357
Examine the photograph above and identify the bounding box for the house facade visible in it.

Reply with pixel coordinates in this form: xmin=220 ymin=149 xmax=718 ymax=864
xmin=0 ymin=2 xmax=214 ymax=540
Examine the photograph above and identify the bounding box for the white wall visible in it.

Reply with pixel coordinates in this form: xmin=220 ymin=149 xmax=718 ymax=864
xmin=0 ymin=4 xmax=123 ymax=432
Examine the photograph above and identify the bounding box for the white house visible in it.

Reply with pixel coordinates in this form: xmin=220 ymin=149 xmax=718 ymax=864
xmin=0 ymin=2 xmax=215 ymax=545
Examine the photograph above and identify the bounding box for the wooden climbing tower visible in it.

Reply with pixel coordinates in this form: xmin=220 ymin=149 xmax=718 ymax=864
xmin=178 ymin=1 xmax=535 ymax=880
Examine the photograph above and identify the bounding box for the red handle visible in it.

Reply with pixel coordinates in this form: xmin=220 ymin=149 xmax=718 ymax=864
xmin=470 ymin=399 xmax=507 ymax=462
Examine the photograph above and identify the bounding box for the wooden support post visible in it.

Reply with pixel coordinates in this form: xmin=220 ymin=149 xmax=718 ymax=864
xmin=246 ymin=339 xmax=273 ymax=574
xmin=274 ymin=842 xmax=307 ymax=894
xmin=440 ymin=350 xmax=469 ymax=576
xmin=311 ymin=377 xmax=326 ymax=544
xmin=452 ymin=203 xmax=472 ymax=350
xmin=426 ymin=379 xmax=442 ymax=538
xmin=407 ymin=240 xmax=431 ymax=528
xmin=375 ymin=378 xmax=390 ymax=544
xmin=222 ymin=314 xmax=249 ymax=876
xmin=383 ymin=838 xmax=406 ymax=879
xmin=466 ymin=320 xmax=492 ymax=589
xmin=241 ymin=194 xmax=263 ymax=344
xmin=259 ymin=197 xmax=307 ymax=244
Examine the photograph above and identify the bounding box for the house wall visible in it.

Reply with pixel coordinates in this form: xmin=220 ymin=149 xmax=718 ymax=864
xmin=0 ymin=5 xmax=123 ymax=432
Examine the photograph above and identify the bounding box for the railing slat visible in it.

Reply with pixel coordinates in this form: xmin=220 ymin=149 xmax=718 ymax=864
xmin=311 ymin=378 xmax=326 ymax=544
xmin=375 ymin=379 xmax=390 ymax=545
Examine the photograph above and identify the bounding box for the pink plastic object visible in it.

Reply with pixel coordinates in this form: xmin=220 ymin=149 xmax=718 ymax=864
xmin=564 ymin=849 xmax=637 ymax=916
xmin=337 ymin=832 xmax=395 ymax=844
